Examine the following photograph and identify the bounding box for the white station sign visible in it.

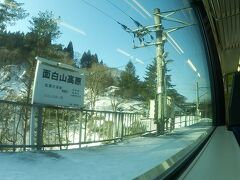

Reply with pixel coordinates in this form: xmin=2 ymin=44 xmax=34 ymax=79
xmin=32 ymin=57 xmax=85 ymax=108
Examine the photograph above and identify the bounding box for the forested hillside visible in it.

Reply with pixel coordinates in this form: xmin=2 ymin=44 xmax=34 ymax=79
xmin=0 ymin=0 xmax=187 ymax=113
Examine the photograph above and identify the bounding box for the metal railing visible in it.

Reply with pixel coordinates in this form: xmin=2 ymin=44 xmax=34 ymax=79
xmin=0 ymin=100 xmax=155 ymax=151
xmin=0 ymin=100 xmax=203 ymax=152
xmin=40 ymin=107 xmax=153 ymax=150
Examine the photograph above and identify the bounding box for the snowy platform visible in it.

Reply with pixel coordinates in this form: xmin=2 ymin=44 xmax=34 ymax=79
xmin=0 ymin=125 xmax=210 ymax=180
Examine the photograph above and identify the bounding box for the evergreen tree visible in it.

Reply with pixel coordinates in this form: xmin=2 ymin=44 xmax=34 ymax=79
xmin=0 ymin=31 xmax=25 ymax=50
xmin=29 ymin=10 xmax=61 ymax=49
xmin=0 ymin=31 xmax=28 ymax=66
xmin=64 ymin=41 xmax=74 ymax=59
xmin=0 ymin=0 xmax=28 ymax=31
xmin=80 ymin=50 xmax=99 ymax=68
xmin=72 ymin=51 xmax=81 ymax=68
xmin=118 ymin=61 xmax=140 ymax=99
xmin=143 ymin=58 xmax=157 ymax=100
xmin=80 ymin=51 xmax=90 ymax=68
xmin=143 ymin=58 xmax=186 ymax=107
xmin=92 ymin=53 xmax=99 ymax=64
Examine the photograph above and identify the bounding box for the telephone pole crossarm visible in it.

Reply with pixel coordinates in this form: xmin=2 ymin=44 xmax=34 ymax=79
xmin=160 ymin=15 xmax=192 ymax=25
xmin=160 ymin=7 xmax=193 ymax=14
xmin=164 ymin=23 xmax=197 ymax=33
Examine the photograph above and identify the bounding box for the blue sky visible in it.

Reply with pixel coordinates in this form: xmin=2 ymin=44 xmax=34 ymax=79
xmin=6 ymin=0 xmax=211 ymax=102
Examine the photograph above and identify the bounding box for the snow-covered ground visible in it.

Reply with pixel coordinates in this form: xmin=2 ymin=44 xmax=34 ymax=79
xmin=0 ymin=65 xmax=211 ymax=179
xmin=87 ymin=95 xmax=145 ymax=113
xmin=0 ymin=123 xmax=211 ymax=180
xmin=0 ymin=64 xmax=26 ymax=98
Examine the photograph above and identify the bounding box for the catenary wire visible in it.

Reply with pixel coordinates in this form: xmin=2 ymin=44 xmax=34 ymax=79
xmin=104 ymin=0 xmax=144 ymax=27
xmin=79 ymin=0 xmax=154 ymax=72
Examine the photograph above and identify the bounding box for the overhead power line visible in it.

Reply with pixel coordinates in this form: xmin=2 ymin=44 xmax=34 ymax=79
xmin=104 ymin=0 xmax=155 ymax=43
xmin=80 ymin=0 xmax=153 ymax=48
xmin=105 ymin=0 xmax=144 ymax=28
xmin=79 ymin=0 xmax=154 ymax=66
xmin=104 ymin=0 xmax=155 ymax=46
xmin=80 ymin=0 xmax=134 ymax=33
xmin=105 ymin=0 xmax=130 ymax=19
xmin=80 ymin=0 xmax=118 ymax=23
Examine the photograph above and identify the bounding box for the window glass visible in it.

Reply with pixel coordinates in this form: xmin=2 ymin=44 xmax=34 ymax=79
xmin=0 ymin=0 xmax=213 ymax=179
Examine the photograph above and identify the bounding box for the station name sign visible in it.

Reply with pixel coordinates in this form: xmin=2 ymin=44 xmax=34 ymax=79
xmin=32 ymin=57 xmax=85 ymax=108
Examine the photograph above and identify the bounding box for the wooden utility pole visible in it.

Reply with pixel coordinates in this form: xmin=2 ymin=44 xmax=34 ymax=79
xmin=196 ymin=81 xmax=200 ymax=116
xmin=154 ymin=8 xmax=165 ymax=135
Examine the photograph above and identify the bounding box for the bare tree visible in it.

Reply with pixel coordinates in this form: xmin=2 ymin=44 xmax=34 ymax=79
xmin=106 ymin=86 xmax=125 ymax=111
xmin=86 ymin=63 xmax=114 ymax=110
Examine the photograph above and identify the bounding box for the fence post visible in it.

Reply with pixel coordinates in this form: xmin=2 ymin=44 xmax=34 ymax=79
xmin=117 ymin=113 xmax=120 ymax=138
xmin=150 ymin=118 xmax=152 ymax=131
xmin=185 ymin=115 xmax=187 ymax=127
xmin=112 ymin=113 xmax=117 ymax=139
xmin=179 ymin=116 xmax=182 ymax=128
xmin=37 ymin=106 xmax=43 ymax=150
xmin=179 ymin=116 xmax=181 ymax=128
xmin=30 ymin=106 xmax=36 ymax=148
xmin=121 ymin=113 xmax=124 ymax=140
xmin=84 ymin=112 xmax=88 ymax=143
xmin=79 ymin=111 xmax=83 ymax=148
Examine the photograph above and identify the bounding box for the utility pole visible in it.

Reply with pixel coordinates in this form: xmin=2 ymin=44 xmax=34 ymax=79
xmin=154 ymin=8 xmax=165 ymax=134
xmin=124 ymin=7 xmax=195 ymax=135
xmin=196 ymin=81 xmax=199 ymax=116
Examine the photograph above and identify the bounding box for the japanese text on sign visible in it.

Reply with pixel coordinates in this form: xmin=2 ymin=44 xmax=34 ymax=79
xmin=42 ymin=69 xmax=82 ymax=85
xmin=32 ymin=59 xmax=85 ymax=108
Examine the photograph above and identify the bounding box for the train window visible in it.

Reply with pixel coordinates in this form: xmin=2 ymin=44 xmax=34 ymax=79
xmin=0 ymin=0 xmax=216 ymax=179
